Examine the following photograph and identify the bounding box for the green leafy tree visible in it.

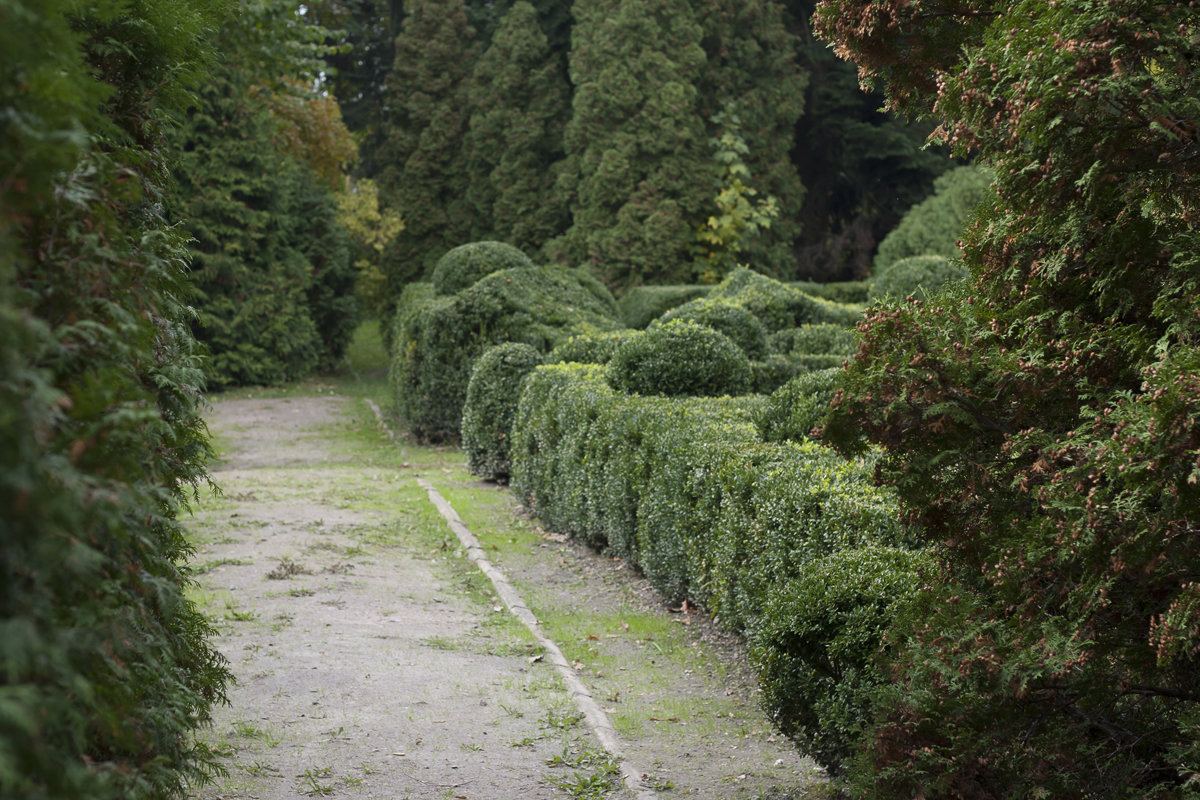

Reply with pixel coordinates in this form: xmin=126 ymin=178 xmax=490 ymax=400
xmin=819 ymin=0 xmax=1200 ymax=796
xmin=378 ymin=0 xmax=481 ymax=291
xmin=465 ymin=1 xmax=571 ymax=253
xmin=693 ymin=0 xmax=807 ymax=278
xmin=170 ymin=2 xmax=359 ymax=387
xmin=1 ymin=1 xmax=230 ymax=797
xmin=551 ymin=0 xmax=712 ymax=288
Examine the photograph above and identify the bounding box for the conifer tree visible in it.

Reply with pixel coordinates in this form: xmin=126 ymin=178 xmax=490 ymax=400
xmin=465 ymin=1 xmax=571 ymax=254
xmin=693 ymin=0 xmax=807 ymax=279
xmin=553 ymin=0 xmax=711 ymax=288
xmin=378 ymin=0 xmax=481 ymax=293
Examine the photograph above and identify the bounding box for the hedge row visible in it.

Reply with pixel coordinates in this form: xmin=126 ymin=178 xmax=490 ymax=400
xmin=390 ymin=262 xmax=622 ymax=440
xmin=508 ymin=363 xmax=922 ymax=773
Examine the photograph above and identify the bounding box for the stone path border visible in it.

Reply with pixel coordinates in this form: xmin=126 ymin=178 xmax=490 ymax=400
xmin=418 ymin=479 xmax=657 ymax=800
xmin=365 ymin=400 xmax=656 ymax=799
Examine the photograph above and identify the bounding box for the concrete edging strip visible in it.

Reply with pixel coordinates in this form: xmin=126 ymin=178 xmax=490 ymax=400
xmin=416 ymin=477 xmax=658 ymax=800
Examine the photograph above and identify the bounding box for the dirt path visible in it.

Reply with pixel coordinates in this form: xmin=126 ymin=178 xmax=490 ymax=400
xmin=187 ymin=391 xmax=826 ymax=800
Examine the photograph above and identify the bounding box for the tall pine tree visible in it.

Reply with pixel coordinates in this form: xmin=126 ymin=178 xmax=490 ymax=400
xmin=465 ymin=1 xmax=571 ymax=253
xmin=693 ymin=0 xmax=807 ymax=279
xmin=378 ymin=0 xmax=480 ymax=293
xmin=552 ymin=0 xmax=711 ymax=288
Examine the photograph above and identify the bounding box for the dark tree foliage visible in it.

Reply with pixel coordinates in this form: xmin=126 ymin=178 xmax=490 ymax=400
xmin=693 ymin=0 xmax=808 ymax=279
xmin=780 ymin=0 xmax=953 ymax=281
xmin=1 ymin=1 xmax=230 ymax=797
xmin=819 ymin=0 xmax=1200 ymax=796
xmin=465 ymin=1 xmax=572 ymax=254
xmin=378 ymin=0 xmax=481 ymax=290
xmin=307 ymin=0 xmax=399 ymax=178
xmin=551 ymin=0 xmax=712 ymax=288
xmin=171 ymin=43 xmax=358 ymax=388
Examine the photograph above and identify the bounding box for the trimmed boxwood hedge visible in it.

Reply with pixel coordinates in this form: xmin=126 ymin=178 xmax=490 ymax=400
xmin=768 ymin=324 xmax=858 ymax=358
xmin=548 ymin=329 xmax=643 ymax=365
xmin=655 ymin=298 xmax=770 ymax=360
xmin=755 ymin=368 xmax=841 ymax=443
xmin=390 ymin=265 xmax=622 ymax=441
xmin=461 ymin=343 xmax=543 ymax=481
xmin=616 ymin=284 xmax=713 ymax=329
xmin=509 ymin=363 xmax=921 ymax=774
xmin=867 ymin=254 xmax=969 ymax=303
xmin=790 ymin=280 xmax=870 ymax=304
xmin=608 ymin=320 xmax=752 ymax=398
xmin=706 ymin=268 xmax=864 ymax=331
xmin=431 ymin=240 xmax=535 ymax=295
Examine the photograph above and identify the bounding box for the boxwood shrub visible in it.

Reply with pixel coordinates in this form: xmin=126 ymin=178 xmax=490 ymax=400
xmin=791 ymin=280 xmax=870 ymax=304
xmin=868 ymin=254 xmax=969 ymax=303
xmin=750 ymin=354 xmax=801 ymax=395
xmin=608 ymin=320 xmax=752 ymax=398
xmin=617 ymin=284 xmax=712 ymax=329
xmin=755 ymin=368 xmax=841 ymax=443
xmin=748 ymin=546 xmax=930 ymax=775
xmin=768 ymin=324 xmax=858 ymax=358
xmin=548 ymin=329 xmax=643 ymax=365
xmin=390 ymin=265 xmax=622 ymax=441
xmin=509 ymin=363 xmax=919 ymax=775
xmin=430 ymin=240 xmax=535 ymax=295
xmin=707 ymin=268 xmax=864 ymax=331
xmin=655 ymin=298 xmax=769 ymax=360
xmin=461 ymin=343 xmax=543 ymax=481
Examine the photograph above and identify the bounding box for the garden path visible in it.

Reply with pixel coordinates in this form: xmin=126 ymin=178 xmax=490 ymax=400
xmin=186 ymin=390 xmax=825 ymax=800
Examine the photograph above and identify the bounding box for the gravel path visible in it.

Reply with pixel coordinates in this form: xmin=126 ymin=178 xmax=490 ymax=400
xmin=187 ymin=392 xmax=825 ymax=800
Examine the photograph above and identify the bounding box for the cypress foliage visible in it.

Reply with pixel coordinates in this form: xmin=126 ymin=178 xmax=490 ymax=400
xmin=1 ymin=1 xmax=230 ymax=797
xmin=552 ymin=0 xmax=712 ymax=288
xmin=693 ymin=0 xmax=807 ymax=279
xmin=378 ymin=0 xmax=481 ymax=290
xmin=465 ymin=2 xmax=571 ymax=254
xmin=171 ymin=59 xmax=357 ymax=388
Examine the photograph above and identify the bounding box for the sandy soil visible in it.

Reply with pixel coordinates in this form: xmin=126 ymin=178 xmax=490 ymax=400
xmin=187 ymin=393 xmax=827 ymax=800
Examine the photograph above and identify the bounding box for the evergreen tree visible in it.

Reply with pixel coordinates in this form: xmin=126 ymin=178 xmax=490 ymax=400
xmin=1 ymin=1 xmax=230 ymax=796
xmin=378 ymin=0 xmax=481 ymax=293
xmin=553 ymin=0 xmax=711 ymax=288
xmin=693 ymin=0 xmax=807 ymax=279
xmin=820 ymin=0 xmax=1200 ymax=795
xmin=170 ymin=3 xmax=359 ymax=387
xmin=465 ymin=1 xmax=571 ymax=254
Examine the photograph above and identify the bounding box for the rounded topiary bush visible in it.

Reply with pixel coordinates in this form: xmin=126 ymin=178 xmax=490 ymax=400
xmin=868 ymin=254 xmax=968 ymax=303
xmin=748 ymin=546 xmax=928 ymax=776
xmin=755 ymin=367 xmax=841 ymax=442
xmin=462 ymin=343 xmax=543 ymax=481
xmin=430 ymin=241 xmax=534 ymax=295
xmin=768 ymin=324 xmax=858 ymax=357
xmin=617 ymin=285 xmax=712 ymax=329
xmin=656 ymin=299 xmax=769 ymax=360
xmin=873 ymin=165 xmax=993 ymax=271
xmin=549 ymin=329 xmax=643 ymax=365
xmin=609 ymin=320 xmax=752 ymax=397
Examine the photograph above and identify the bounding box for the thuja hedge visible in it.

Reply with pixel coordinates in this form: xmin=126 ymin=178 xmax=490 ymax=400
xmin=509 ymin=362 xmax=920 ymax=772
xmin=390 ymin=262 xmax=622 ymax=440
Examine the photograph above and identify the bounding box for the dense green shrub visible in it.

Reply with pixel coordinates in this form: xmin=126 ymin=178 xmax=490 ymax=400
xmin=749 ymin=546 xmax=929 ymax=774
xmin=656 ymin=299 xmax=769 ymax=360
xmin=608 ymin=320 xmax=752 ymax=398
xmin=791 ymin=280 xmax=870 ymax=304
xmin=1 ymin=2 xmax=230 ymax=797
xmin=768 ymin=324 xmax=858 ymax=357
xmin=872 ymin=165 xmax=993 ymax=271
xmin=867 ymin=254 xmax=968 ymax=303
xmin=756 ymin=368 xmax=841 ymax=442
xmin=462 ymin=343 xmax=543 ymax=481
xmin=549 ymin=330 xmax=643 ymax=365
xmin=509 ymin=363 xmax=915 ymax=776
xmin=430 ymin=240 xmax=535 ymax=295
xmin=706 ymin=268 xmax=863 ymax=331
xmin=750 ymin=354 xmax=801 ymax=395
xmin=617 ymin=284 xmax=712 ymax=329
xmin=390 ymin=265 xmax=621 ymax=440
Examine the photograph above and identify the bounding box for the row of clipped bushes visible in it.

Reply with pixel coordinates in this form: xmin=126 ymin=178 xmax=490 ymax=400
xmin=390 ymin=242 xmax=866 ymax=444
xmin=503 ymin=362 xmax=925 ymax=771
